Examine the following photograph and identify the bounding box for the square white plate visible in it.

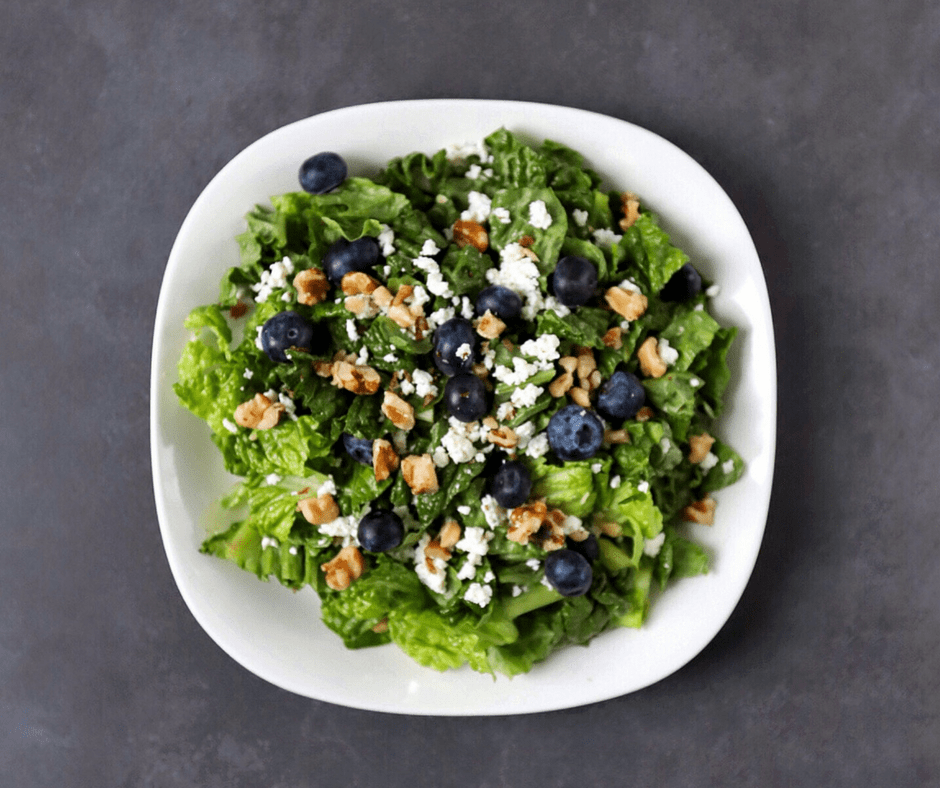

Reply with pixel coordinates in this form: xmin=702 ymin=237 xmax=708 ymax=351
xmin=150 ymin=99 xmax=776 ymax=715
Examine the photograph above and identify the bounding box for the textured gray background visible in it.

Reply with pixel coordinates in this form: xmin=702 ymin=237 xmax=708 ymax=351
xmin=2 ymin=0 xmax=938 ymax=785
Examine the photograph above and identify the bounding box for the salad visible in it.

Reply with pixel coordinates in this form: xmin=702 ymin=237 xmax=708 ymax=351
xmin=174 ymin=129 xmax=744 ymax=677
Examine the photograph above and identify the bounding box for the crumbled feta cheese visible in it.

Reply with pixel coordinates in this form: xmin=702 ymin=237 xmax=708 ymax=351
xmin=411 ymin=369 xmax=438 ymax=399
xmin=243 ymin=368 xmax=254 ymax=380
xmin=441 ymin=426 xmax=477 ymax=464
xmin=420 ymin=239 xmax=441 ymax=257
xmin=572 ymin=208 xmax=588 ymax=227
xmin=318 ymin=514 xmax=359 ymax=547
xmin=493 ymin=357 xmax=540 ymax=387
xmin=460 ymin=296 xmax=474 ymax=320
xmin=690 ymin=377 xmax=702 ymax=387
xmin=288 ymin=546 xmax=298 ymax=556
xmin=644 ymin=532 xmax=666 ymax=557
xmin=694 ymin=303 xmax=705 ymax=312
xmin=457 ymin=505 xmax=471 ymax=516
xmin=461 ymin=191 xmax=492 ymax=223
xmin=426 ymin=269 xmax=453 ymax=299
xmin=455 ymin=343 xmax=472 ymax=360
xmin=260 ymin=536 xmax=279 ymax=549
xmin=411 ymin=285 xmax=431 ymax=309
xmin=222 ymin=418 xmax=239 ymax=434
xmin=383 ymin=353 xmax=399 ymax=364
xmin=660 ymin=438 xmax=672 ymax=454
xmin=414 ymin=533 xmax=447 ymax=593
xmin=592 ymin=228 xmax=622 ymax=249
xmin=465 ymin=163 xmax=483 ymax=179
xmin=700 ymin=452 xmax=719 ymax=471
xmin=528 ymin=199 xmax=552 ymax=229
xmin=432 ymin=445 xmax=450 ymax=468
xmin=265 ymin=473 xmax=282 ymax=486
xmin=524 ymin=433 xmax=549 ymax=458
xmin=591 ymin=463 xmax=602 ymax=474
xmin=512 ymin=585 xmax=524 ymax=597
xmin=610 ymin=474 xmax=621 ymax=489
xmin=658 ymin=338 xmax=679 ymax=366
xmin=722 ymin=459 xmax=736 ymax=474
xmin=637 ymin=480 xmax=650 ymax=493
xmin=496 ymin=402 xmax=516 ymax=421
xmin=377 ymin=224 xmax=395 ymax=256
xmin=251 ymin=256 xmax=294 ymax=302
xmin=525 ymin=558 xmax=541 ymax=571
xmin=356 ymin=346 xmax=370 ymax=366
xmin=480 ymin=495 xmax=508 ymax=528
xmin=510 ymin=384 xmax=543 ymax=409
xmin=619 ymin=278 xmax=642 ymax=294
xmin=562 ymin=515 xmax=584 ymax=536
xmin=445 ymin=140 xmax=488 ymax=163
xmin=317 ymin=477 xmax=337 ymax=497
xmin=485 ymin=243 xmax=543 ymax=320
xmin=398 ymin=376 xmax=416 ymax=396
xmin=254 ymin=326 xmax=264 ymax=351
xmin=464 ymin=582 xmax=493 ymax=607
xmin=427 ymin=305 xmax=455 ymax=331
xmin=519 ymin=334 xmax=561 ymax=366
xmin=491 ymin=206 xmax=511 ymax=224
xmin=346 ymin=319 xmax=360 ymax=342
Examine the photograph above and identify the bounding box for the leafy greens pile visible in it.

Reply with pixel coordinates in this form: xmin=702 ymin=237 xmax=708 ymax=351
xmin=174 ymin=129 xmax=744 ymax=676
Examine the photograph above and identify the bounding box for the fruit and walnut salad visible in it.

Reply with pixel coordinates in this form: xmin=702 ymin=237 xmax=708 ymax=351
xmin=174 ymin=130 xmax=744 ymax=676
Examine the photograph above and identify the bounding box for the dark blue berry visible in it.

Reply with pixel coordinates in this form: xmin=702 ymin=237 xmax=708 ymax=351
xmin=444 ymin=374 xmax=487 ymax=423
xmin=474 ymin=285 xmax=522 ymax=321
xmin=544 ymin=549 xmax=593 ymax=596
xmin=299 ymin=152 xmax=347 ymax=194
xmin=547 ymin=404 xmax=605 ymax=461
xmin=432 ymin=317 xmax=476 ymax=376
xmin=595 ymin=370 xmax=646 ymax=422
xmin=322 ymin=237 xmax=381 ymax=285
xmin=660 ymin=263 xmax=702 ymax=302
xmin=341 ymin=433 xmax=374 ymax=465
xmin=357 ymin=509 xmax=404 ymax=552
xmin=490 ymin=460 xmax=532 ymax=509
xmin=259 ymin=311 xmax=318 ymax=363
xmin=567 ymin=533 xmax=600 ymax=563
xmin=552 ymin=255 xmax=597 ymax=306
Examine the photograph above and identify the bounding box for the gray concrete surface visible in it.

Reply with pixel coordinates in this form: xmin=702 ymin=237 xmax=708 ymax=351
xmin=1 ymin=1 xmax=937 ymax=785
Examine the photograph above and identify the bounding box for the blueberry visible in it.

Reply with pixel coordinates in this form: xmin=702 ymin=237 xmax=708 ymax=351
xmin=322 ymin=237 xmax=381 ymax=285
xmin=342 ymin=433 xmax=374 ymax=465
xmin=660 ymin=263 xmax=702 ymax=302
xmin=567 ymin=533 xmax=600 ymax=563
xmin=547 ymin=404 xmax=605 ymax=461
xmin=357 ymin=509 xmax=404 ymax=553
xmin=595 ymin=370 xmax=646 ymax=422
xmin=490 ymin=460 xmax=532 ymax=509
xmin=259 ymin=311 xmax=318 ymax=363
xmin=544 ymin=549 xmax=593 ymax=597
xmin=444 ymin=373 xmax=488 ymax=423
xmin=299 ymin=152 xmax=347 ymax=194
xmin=432 ymin=317 xmax=476 ymax=376
xmin=474 ymin=285 xmax=522 ymax=321
xmin=552 ymin=255 xmax=598 ymax=306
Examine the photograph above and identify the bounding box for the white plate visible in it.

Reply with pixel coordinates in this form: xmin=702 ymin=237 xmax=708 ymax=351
xmin=150 ymin=99 xmax=776 ymax=715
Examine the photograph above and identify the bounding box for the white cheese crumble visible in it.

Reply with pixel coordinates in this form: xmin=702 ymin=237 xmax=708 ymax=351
xmin=222 ymin=418 xmax=239 ymax=434
xmin=346 ymin=319 xmax=360 ymax=342
xmin=377 ymin=224 xmax=395 ymax=256
xmin=658 ymin=338 xmax=679 ymax=366
xmin=420 ymin=239 xmax=441 ymax=257
xmin=722 ymin=459 xmax=736 ymax=474
xmin=592 ymin=228 xmax=622 ymax=249
xmin=411 ymin=369 xmax=439 ymax=398
xmin=414 ymin=533 xmax=447 ymax=594
xmin=455 ymin=342 xmax=472 ymax=360
xmin=243 ymin=368 xmax=254 ymax=380
xmin=464 ymin=582 xmax=493 ymax=607
xmin=496 ymin=402 xmax=516 ymax=421
xmin=519 ymin=333 xmax=561 ymax=366
xmin=572 ymin=208 xmax=588 ymax=227
xmin=591 ymin=463 xmax=602 ymax=474
xmin=528 ymin=199 xmax=552 ymax=229
xmin=610 ymin=474 xmax=622 ymax=489
xmin=457 ymin=505 xmax=471 ymax=516
xmin=637 ymin=480 xmax=650 ymax=493
xmin=318 ymin=515 xmax=359 ymax=547
xmin=525 ymin=558 xmax=541 ymax=571
xmin=260 ymin=536 xmax=279 ymax=550
xmin=524 ymin=433 xmax=550 ymax=458
xmin=461 ymin=191 xmax=492 ymax=223
xmin=510 ymin=383 xmax=543 ymax=409
xmin=455 ymin=526 xmax=493 ymax=581
xmin=445 ymin=140 xmax=489 ymax=163
xmin=700 ymin=452 xmax=719 ymax=471
xmin=265 ymin=473 xmax=282 ymax=486
xmin=251 ymin=256 xmax=294 ymax=302
xmin=491 ymin=206 xmax=511 ymax=224
xmin=383 ymin=352 xmax=399 ymax=364
xmin=644 ymin=532 xmax=666 ymax=557
xmin=317 ymin=477 xmax=337 ymax=497
xmin=480 ymin=495 xmax=508 ymax=528
xmin=427 ymin=305 xmax=456 ymax=331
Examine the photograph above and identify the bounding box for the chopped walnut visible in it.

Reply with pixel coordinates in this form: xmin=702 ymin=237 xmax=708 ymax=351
xmin=297 ymin=493 xmax=340 ymax=525
xmin=682 ymin=496 xmax=717 ymax=525
xmin=569 ymin=387 xmax=591 ymax=408
xmin=293 ymin=267 xmax=330 ymax=306
xmin=487 ymin=425 xmax=518 ymax=449
xmin=519 ymin=246 xmax=540 ymax=262
xmin=341 ymin=271 xmax=380 ymax=296
xmin=344 ymin=294 xmax=379 ymax=319
xmin=688 ymin=433 xmax=716 ymax=464
xmin=604 ymin=428 xmax=630 ymax=444
xmin=371 ymin=619 xmax=389 ymax=633
xmin=233 ymin=393 xmax=284 ymax=430
xmin=229 ymin=301 xmax=249 ymax=319
xmin=424 ymin=538 xmax=452 ymax=562
xmin=508 ymin=501 xmax=565 ymax=550
xmin=635 ymin=405 xmax=654 ymax=422
xmin=637 ymin=336 xmax=668 ymax=378
xmin=392 ymin=284 xmax=414 ymax=307
xmin=372 ymin=438 xmax=400 ymax=481
xmin=576 ymin=351 xmax=596 ymax=385
xmin=382 ymin=390 xmax=416 ymax=430
xmin=371 ymin=285 xmax=394 ymax=309
xmin=558 ymin=356 xmax=578 ymax=374
xmin=618 ymin=192 xmax=641 ymax=231
xmin=402 ymin=454 xmax=439 ymax=494
xmin=518 ymin=234 xmax=535 ymax=248
xmin=387 ymin=303 xmax=416 ymax=329
xmin=453 ymin=219 xmax=489 ymax=252
xmin=332 ymin=361 xmax=382 ymax=394
xmin=602 ymin=326 xmax=623 ymax=349
xmin=439 ymin=520 xmax=461 ymax=549
xmin=482 ymin=416 xmax=499 ymax=430
xmin=588 ymin=369 xmax=602 ymax=391
xmin=475 ymin=310 xmax=506 ymax=339
xmin=548 ymin=370 xmax=574 ymax=398
xmin=313 ymin=360 xmax=334 ymax=378
xmin=321 ymin=545 xmax=366 ymax=591
xmin=597 ymin=521 xmax=622 ymax=537
xmin=605 ymin=286 xmax=648 ymax=321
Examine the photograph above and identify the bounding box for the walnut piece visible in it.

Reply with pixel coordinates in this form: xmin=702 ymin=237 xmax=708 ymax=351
xmin=233 ymin=393 xmax=284 ymax=430
xmin=508 ymin=501 xmax=565 ymax=550
xmin=382 ymin=390 xmax=416 ymax=431
xmin=439 ymin=520 xmax=462 ymax=549
xmin=602 ymin=326 xmax=623 ymax=349
xmin=486 ymin=425 xmax=518 ymax=449
xmin=682 ymin=496 xmax=717 ymax=525
xmin=331 ymin=361 xmax=382 ymax=395
xmin=372 ymin=438 xmax=400 ymax=482
xmin=402 ymin=454 xmax=439 ymax=494
xmin=293 ymin=267 xmax=330 ymax=306
xmin=340 ymin=271 xmax=380 ymax=296
xmin=424 ymin=538 xmax=452 ymax=562
xmin=475 ymin=310 xmax=506 ymax=339
xmin=453 ymin=219 xmax=489 ymax=252
xmin=688 ymin=433 xmax=716 ymax=464
xmin=605 ymin=286 xmax=648 ymax=321
xmin=569 ymin=387 xmax=591 ymax=408
xmin=321 ymin=545 xmax=366 ymax=591
xmin=297 ymin=493 xmax=340 ymax=525
xmin=548 ymin=370 xmax=574 ymax=398
xmin=637 ymin=336 xmax=668 ymax=378
xmin=618 ymin=192 xmax=641 ymax=231
xmin=604 ymin=428 xmax=630 ymax=444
